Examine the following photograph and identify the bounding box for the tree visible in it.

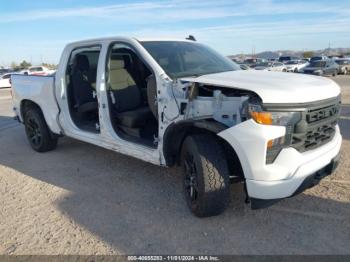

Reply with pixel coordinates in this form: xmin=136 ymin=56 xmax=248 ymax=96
xmin=303 ymin=51 xmax=314 ymax=58
xmin=10 ymin=62 xmax=19 ymax=70
xmin=19 ymin=60 xmax=32 ymax=69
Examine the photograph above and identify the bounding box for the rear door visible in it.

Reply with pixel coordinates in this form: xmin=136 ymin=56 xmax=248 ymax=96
xmin=54 ymin=42 xmax=106 ymax=142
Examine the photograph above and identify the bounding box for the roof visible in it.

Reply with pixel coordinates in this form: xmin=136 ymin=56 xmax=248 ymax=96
xmin=66 ymin=36 xmax=194 ymax=47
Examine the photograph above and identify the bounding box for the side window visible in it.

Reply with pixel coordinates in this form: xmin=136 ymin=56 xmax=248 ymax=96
xmin=106 ymin=42 xmax=152 ymax=93
xmin=66 ymin=46 xmax=101 ymax=92
xmin=3 ymin=74 xmax=10 ymax=79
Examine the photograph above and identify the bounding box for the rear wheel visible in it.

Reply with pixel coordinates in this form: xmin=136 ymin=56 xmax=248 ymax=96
xmin=333 ymin=70 xmax=337 ymax=77
xmin=181 ymin=134 xmax=230 ymax=217
xmin=24 ymin=108 xmax=58 ymax=152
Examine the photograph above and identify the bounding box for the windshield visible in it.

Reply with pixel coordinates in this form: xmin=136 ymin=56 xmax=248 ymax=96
xmin=310 ymin=57 xmax=322 ymax=62
xmin=309 ymin=61 xmax=326 ymax=67
xmin=141 ymin=41 xmax=240 ymax=78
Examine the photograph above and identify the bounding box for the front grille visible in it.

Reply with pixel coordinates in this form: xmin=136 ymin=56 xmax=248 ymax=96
xmin=291 ymin=98 xmax=340 ymax=153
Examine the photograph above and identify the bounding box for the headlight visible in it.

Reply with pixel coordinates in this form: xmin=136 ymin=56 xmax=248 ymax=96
xmin=248 ymin=103 xmax=301 ymax=164
xmin=248 ymin=103 xmax=300 ymax=126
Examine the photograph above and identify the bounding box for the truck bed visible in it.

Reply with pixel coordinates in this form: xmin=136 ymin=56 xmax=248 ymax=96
xmin=11 ymin=74 xmax=61 ymax=134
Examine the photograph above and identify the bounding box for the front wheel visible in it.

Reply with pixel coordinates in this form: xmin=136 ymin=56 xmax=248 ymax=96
xmin=332 ymin=71 xmax=337 ymax=77
xmin=181 ymin=134 xmax=230 ymax=217
xmin=24 ymin=108 xmax=58 ymax=152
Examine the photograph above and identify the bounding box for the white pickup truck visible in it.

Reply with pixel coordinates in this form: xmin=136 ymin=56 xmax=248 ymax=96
xmin=11 ymin=37 xmax=342 ymax=217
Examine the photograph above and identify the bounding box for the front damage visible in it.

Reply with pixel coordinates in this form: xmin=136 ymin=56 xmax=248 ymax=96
xmin=158 ymin=75 xmax=342 ymax=209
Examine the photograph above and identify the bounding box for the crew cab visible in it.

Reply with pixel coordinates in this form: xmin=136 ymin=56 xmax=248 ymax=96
xmin=11 ymin=37 xmax=342 ymax=217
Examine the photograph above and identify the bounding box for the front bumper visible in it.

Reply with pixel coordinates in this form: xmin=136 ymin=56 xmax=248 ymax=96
xmin=250 ymin=153 xmax=340 ymax=209
xmin=218 ymin=120 xmax=342 ymax=203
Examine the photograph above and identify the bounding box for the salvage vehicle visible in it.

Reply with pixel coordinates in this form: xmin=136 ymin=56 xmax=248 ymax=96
xmin=11 ymin=37 xmax=342 ymax=217
xmin=22 ymin=66 xmax=55 ymax=76
xmin=0 ymin=73 xmax=12 ymax=88
xmin=335 ymin=59 xmax=350 ymax=75
xmin=300 ymin=60 xmax=339 ymax=76
xmin=285 ymin=60 xmax=309 ymax=72
xmin=254 ymin=61 xmax=287 ymax=72
xmin=278 ymin=56 xmax=300 ymax=63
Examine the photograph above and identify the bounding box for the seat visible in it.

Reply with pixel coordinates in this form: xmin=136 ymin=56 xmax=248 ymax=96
xmin=72 ymin=54 xmax=97 ymax=113
xmin=109 ymin=59 xmax=152 ymax=128
xmin=109 ymin=59 xmax=135 ymax=91
xmin=117 ymin=107 xmax=153 ymax=128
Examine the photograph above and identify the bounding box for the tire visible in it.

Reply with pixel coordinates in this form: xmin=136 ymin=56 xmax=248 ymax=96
xmin=180 ymin=134 xmax=230 ymax=217
xmin=294 ymin=68 xmax=298 ymax=73
xmin=24 ymin=108 xmax=58 ymax=152
xmin=332 ymin=71 xmax=337 ymax=77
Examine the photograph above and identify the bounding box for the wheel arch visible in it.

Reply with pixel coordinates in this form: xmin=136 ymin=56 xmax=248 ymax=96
xmin=20 ymin=99 xmax=61 ymax=136
xmin=162 ymin=119 xmax=244 ymax=178
xmin=20 ymin=99 xmax=43 ymax=120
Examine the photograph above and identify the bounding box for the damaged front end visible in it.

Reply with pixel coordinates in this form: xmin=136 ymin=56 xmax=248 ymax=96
xmin=174 ymin=80 xmax=261 ymax=128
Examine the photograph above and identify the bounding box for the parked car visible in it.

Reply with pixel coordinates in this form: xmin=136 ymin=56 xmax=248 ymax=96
xmin=0 ymin=73 xmax=16 ymax=88
xmin=285 ymin=60 xmax=309 ymax=72
xmin=243 ymin=58 xmax=266 ymax=68
xmin=310 ymin=55 xmax=328 ymax=62
xmin=334 ymin=59 xmax=350 ymax=75
xmin=11 ymin=37 xmax=341 ymax=217
xmin=278 ymin=56 xmax=299 ymax=63
xmin=254 ymin=61 xmax=287 ymax=72
xmin=300 ymin=60 xmax=339 ymax=76
xmin=22 ymin=66 xmax=55 ymax=76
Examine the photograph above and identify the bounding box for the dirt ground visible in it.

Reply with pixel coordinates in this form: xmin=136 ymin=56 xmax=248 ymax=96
xmin=0 ymin=75 xmax=349 ymax=255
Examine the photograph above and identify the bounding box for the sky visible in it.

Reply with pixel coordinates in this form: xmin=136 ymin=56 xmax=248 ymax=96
xmin=0 ymin=0 xmax=350 ymax=65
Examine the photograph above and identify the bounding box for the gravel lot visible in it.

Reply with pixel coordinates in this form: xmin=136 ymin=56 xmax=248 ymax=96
xmin=0 ymin=75 xmax=349 ymax=255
